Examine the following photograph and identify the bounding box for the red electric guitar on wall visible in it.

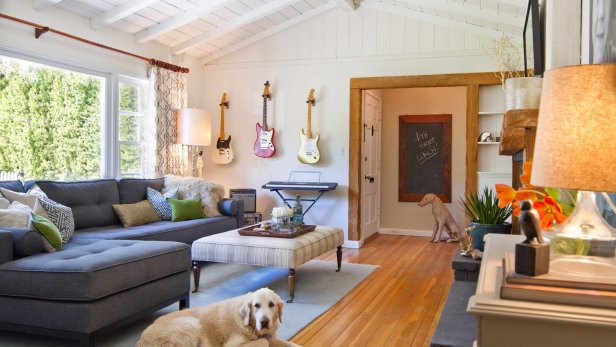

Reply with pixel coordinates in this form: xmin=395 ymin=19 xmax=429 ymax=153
xmin=253 ymin=81 xmax=276 ymax=158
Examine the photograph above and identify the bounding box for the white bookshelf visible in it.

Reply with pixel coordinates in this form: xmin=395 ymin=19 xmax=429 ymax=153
xmin=477 ymin=86 xmax=512 ymax=193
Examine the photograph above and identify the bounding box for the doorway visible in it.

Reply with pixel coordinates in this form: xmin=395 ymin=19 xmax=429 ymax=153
xmin=347 ymin=72 xmax=502 ymax=242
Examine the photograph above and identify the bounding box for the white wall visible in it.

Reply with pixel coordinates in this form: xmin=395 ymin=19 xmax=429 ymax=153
xmin=201 ymin=6 xmax=500 ymax=246
xmin=379 ymin=87 xmax=467 ymax=236
xmin=0 ymin=1 xmax=203 ymax=107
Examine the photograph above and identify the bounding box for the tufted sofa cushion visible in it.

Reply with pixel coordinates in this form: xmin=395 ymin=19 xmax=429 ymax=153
xmin=73 ymin=216 xmax=238 ymax=243
xmin=117 ymin=178 xmax=164 ymax=204
xmin=32 ymin=180 xmax=121 ymax=229
xmin=0 ymin=238 xmax=190 ymax=301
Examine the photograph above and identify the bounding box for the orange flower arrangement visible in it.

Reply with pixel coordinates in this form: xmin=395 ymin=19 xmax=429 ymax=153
xmin=495 ymin=161 xmax=575 ymax=229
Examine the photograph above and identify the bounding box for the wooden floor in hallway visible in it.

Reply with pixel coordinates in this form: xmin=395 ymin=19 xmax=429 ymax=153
xmin=291 ymin=234 xmax=459 ymax=347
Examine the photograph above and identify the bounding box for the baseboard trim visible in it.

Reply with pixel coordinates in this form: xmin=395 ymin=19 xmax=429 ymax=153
xmin=343 ymin=240 xmax=363 ymax=249
xmin=379 ymin=228 xmax=432 ymax=237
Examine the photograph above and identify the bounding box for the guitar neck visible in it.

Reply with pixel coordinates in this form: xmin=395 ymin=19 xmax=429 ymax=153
xmin=307 ymin=102 xmax=312 ymax=139
xmin=262 ymin=97 xmax=268 ymax=130
xmin=220 ymin=105 xmax=225 ymax=139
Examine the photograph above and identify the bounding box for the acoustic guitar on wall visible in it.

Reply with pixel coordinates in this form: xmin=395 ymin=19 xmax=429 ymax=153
xmin=254 ymin=81 xmax=276 ymax=158
xmin=298 ymin=88 xmax=320 ymax=164
xmin=212 ymin=92 xmax=234 ymax=164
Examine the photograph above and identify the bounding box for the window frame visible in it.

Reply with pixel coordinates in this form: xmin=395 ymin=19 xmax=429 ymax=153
xmin=116 ymin=75 xmax=149 ymax=179
xmin=0 ymin=47 xmax=150 ymax=180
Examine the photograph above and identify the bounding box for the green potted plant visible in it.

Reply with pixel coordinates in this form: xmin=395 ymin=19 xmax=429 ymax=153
xmin=461 ymin=187 xmax=513 ymax=251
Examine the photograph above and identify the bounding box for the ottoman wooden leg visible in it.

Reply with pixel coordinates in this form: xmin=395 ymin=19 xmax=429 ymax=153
xmin=336 ymin=246 xmax=342 ymax=272
xmin=192 ymin=261 xmax=201 ymax=293
xmin=288 ymin=268 xmax=296 ymax=303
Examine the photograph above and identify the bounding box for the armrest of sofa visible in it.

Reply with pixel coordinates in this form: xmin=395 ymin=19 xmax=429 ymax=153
xmin=0 ymin=231 xmax=13 ymax=265
xmin=218 ymin=198 xmax=244 ymax=227
xmin=0 ymin=228 xmax=43 ymax=259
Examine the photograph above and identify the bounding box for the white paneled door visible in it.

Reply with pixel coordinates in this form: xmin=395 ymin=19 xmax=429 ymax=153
xmin=361 ymin=91 xmax=382 ymax=241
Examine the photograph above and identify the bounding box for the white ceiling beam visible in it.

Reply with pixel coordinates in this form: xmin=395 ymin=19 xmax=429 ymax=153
xmin=32 ymin=0 xmax=62 ymax=11
xmin=489 ymin=0 xmax=527 ymax=9
xmin=173 ymin=0 xmax=295 ymax=55
xmin=202 ymin=2 xmax=337 ymax=64
xmin=135 ymin=0 xmax=232 ymax=43
xmin=397 ymin=0 xmax=522 ymax=27
xmin=91 ymin=0 xmax=159 ymax=29
xmin=361 ymin=0 xmax=522 ymax=42
xmin=335 ymin=0 xmax=356 ymax=11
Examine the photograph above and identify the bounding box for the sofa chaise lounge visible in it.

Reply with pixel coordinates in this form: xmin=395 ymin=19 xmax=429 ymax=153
xmin=0 ymin=178 xmax=244 ymax=345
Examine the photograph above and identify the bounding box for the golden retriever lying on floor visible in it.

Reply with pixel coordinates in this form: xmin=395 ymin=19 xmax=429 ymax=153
xmin=137 ymin=288 xmax=302 ymax=347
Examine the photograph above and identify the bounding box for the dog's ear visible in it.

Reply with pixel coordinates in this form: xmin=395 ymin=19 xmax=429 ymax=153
xmin=239 ymin=299 xmax=252 ymax=326
xmin=276 ymin=300 xmax=283 ymax=324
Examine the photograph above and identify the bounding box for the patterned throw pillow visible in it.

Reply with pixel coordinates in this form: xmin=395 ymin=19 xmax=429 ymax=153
xmin=37 ymin=196 xmax=75 ymax=244
xmin=112 ymin=200 xmax=161 ymax=227
xmin=147 ymin=187 xmax=178 ymax=221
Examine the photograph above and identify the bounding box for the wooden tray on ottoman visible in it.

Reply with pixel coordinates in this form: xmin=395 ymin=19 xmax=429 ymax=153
xmin=238 ymin=224 xmax=316 ymax=238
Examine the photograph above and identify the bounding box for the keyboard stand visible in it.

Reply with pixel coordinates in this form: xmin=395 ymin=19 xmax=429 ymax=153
xmin=261 ymin=181 xmax=338 ymax=216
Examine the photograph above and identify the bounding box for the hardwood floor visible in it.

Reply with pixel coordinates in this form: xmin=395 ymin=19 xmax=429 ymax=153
xmin=291 ymin=234 xmax=458 ymax=347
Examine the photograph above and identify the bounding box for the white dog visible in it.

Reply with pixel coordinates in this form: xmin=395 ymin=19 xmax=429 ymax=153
xmin=137 ymin=288 xmax=301 ymax=347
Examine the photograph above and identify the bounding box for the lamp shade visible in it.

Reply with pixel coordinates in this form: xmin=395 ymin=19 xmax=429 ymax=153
xmin=531 ymin=64 xmax=616 ymax=193
xmin=176 ymin=108 xmax=211 ymax=146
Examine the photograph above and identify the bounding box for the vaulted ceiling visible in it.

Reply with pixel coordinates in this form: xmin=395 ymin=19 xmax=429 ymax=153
xmin=32 ymin=0 xmax=529 ymax=62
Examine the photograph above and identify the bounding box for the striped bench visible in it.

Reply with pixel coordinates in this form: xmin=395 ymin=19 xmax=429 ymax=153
xmin=191 ymin=226 xmax=344 ymax=302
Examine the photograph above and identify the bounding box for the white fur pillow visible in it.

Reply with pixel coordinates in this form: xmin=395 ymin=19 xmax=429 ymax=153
xmin=162 ymin=175 xmax=224 ymax=217
xmin=0 ymin=187 xmax=48 ymax=219
xmin=0 ymin=196 xmax=9 ymax=209
xmin=0 ymin=201 xmax=32 ymax=228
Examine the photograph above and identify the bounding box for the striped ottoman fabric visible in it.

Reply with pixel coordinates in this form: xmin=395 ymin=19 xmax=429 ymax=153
xmin=191 ymin=225 xmax=343 ymax=268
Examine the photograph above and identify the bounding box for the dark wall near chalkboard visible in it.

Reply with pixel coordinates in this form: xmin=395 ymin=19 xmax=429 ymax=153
xmin=399 ymin=114 xmax=452 ymax=202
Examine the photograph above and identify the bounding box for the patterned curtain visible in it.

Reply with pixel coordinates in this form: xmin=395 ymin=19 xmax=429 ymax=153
xmin=149 ymin=67 xmax=188 ymax=177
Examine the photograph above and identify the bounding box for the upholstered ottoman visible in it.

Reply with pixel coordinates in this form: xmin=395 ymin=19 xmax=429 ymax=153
xmin=0 ymin=238 xmax=191 ymax=344
xmin=191 ymin=226 xmax=344 ymax=302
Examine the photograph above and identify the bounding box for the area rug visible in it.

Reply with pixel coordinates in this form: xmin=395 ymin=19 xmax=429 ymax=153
xmin=0 ymin=260 xmax=377 ymax=346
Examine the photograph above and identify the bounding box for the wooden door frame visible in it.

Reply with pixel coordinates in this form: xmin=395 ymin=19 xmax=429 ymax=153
xmin=348 ymin=72 xmax=501 ymax=241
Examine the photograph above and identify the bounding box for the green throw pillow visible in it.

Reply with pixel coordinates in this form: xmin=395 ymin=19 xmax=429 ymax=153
xmin=167 ymin=198 xmax=204 ymax=222
xmin=31 ymin=213 xmax=62 ymax=251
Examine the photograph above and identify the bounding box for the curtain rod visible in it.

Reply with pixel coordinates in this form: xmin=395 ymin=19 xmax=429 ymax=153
xmin=0 ymin=12 xmax=189 ymax=73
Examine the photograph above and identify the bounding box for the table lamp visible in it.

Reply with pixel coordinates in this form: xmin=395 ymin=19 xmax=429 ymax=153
xmin=177 ymin=108 xmax=211 ymax=177
xmin=532 ymin=64 xmax=616 ymax=267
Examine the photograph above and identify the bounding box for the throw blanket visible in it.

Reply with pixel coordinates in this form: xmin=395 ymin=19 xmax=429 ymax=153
xmin=163 ymin=175 xmax=224 ymax=217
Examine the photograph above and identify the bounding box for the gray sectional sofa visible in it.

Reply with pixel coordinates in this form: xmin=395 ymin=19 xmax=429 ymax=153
xmin=0 ymin=178 xmax=244 ymax=346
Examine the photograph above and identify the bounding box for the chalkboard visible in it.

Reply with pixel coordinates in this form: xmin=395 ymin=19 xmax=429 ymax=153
xmin=399 ymin=114 xmax=452 ymax=202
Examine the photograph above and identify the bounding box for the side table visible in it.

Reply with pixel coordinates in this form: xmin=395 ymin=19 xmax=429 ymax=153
xmin=467 ymin=234 xmax=616 ymax=347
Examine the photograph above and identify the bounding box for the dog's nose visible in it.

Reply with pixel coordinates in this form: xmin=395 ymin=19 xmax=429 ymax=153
xmin=260 ymin=317 xmax=269 ymax=328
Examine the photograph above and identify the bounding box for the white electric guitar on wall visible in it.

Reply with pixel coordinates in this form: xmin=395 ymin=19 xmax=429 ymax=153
xmin=212 ymin=92 xmax=234 ymax=164
xmin=298 ymin=88 xmax=320 ymax=164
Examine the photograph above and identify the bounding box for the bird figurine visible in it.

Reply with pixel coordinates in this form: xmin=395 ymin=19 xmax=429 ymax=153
xmin=519 ymin=200 xmax=543 ymax=244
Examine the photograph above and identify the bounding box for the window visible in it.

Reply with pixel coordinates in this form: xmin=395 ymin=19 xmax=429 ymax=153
xmin=0 ymin=52 xmax=152 ymax=180
xmin=118 ymin=78 xmax=148 ymax=178
xmin=0 ymin=55 xmax=105 ymax=180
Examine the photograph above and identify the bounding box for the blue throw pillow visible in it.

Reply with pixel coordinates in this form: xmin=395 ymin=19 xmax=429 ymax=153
xmin=147 ymin=187 xmax=178 ymax=221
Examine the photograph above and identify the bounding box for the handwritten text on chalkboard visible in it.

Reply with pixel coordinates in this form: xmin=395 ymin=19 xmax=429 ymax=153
xmin=414 ymin=130 xmax=439 ymax=164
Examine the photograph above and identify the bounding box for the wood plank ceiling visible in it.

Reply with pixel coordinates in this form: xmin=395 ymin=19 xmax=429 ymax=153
xmin=32 ymin=0 xmax=529 ymax=63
